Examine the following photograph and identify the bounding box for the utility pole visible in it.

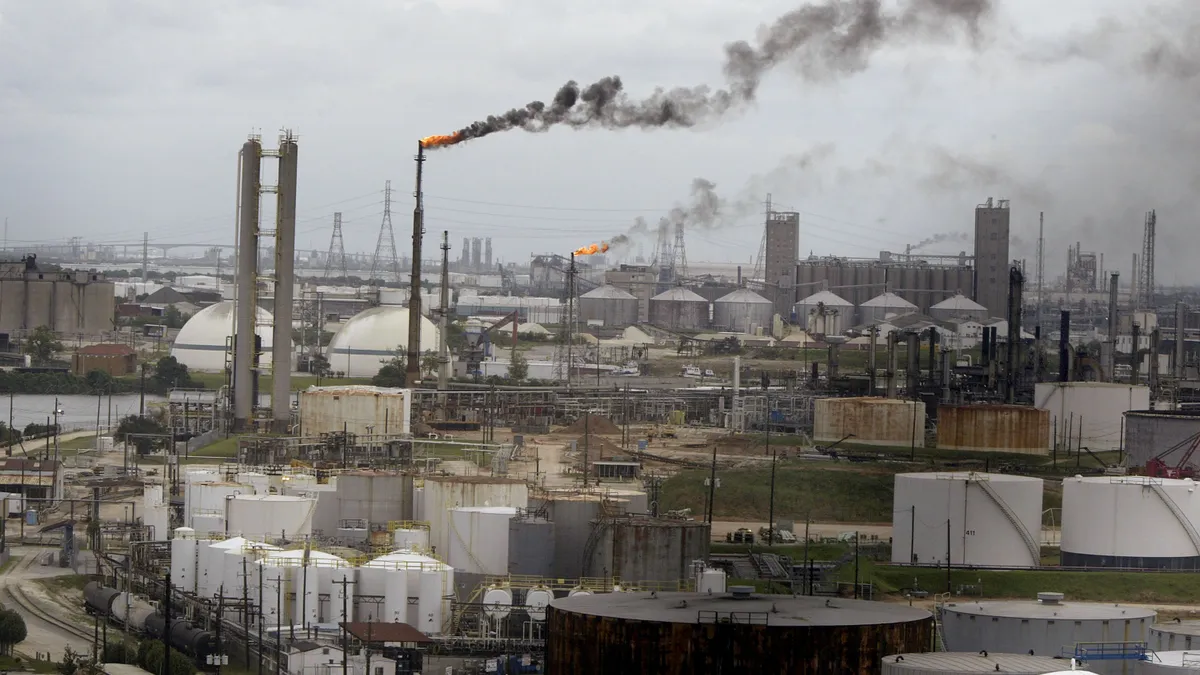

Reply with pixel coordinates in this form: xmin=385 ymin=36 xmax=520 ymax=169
xmin=705 ymin=443 xmax=719 ymax=523
xmin=437 ymin=231 xmax=451 ymax=392
xmin=161 ymin=572 xmax=172 ymax=675
xmin=257 ymin=564 xmax=265 ymax=675
xmin=333 ymin=577 xmax=356 ymax=675
xmin=215 ymin=586 xmax=225 ymax=675
xmin=142 ymin=232 xmax=149 ymax=295
xmin=371 ymin=180 xmax=402 ymax=283
xmin=764 ymin=375 xmax=774 ymax=546
xmin=1035 ymin=212 xmax=1044 ymax=332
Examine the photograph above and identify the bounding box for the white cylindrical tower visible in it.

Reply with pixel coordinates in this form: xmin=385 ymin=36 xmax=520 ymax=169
xmin=419 ymin=569 xmax=447 ymax=634
xmin=393 ymin=528 xmax=429 ymax=551
xmin=291 ymin=564 xmax=320 ymax=627
xmin=170 ymin=527 xmax=197 ymax=594
xmin=383 ymin=566 xmax=409 ymax=624
xmin=1062 ymin=475 xmax=1200 ymax=569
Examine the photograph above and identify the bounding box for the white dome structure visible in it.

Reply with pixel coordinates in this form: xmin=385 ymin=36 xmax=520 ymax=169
xmin=858 ymin=292 xmax=917 ymax=325
xmin=326 ymin=306 xmax=441 ymax=378
xmin=171 ymin=301 xmax=279 ymax=372
xmin=929 ymin=293 xmax=988 ymax=322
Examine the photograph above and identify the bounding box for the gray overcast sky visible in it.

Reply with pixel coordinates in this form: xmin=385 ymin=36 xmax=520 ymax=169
xmin=1 ymin=0 xmax=1197 ymax=282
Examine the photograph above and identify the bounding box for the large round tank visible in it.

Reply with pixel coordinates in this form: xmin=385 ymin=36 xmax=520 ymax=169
xmin=815 ymin=397 xmax=925 ymax=447
xmin=326 ymin=306 xmax=440 ymax=378
xmin=793 ymin=290 xmax=854 ymax=335
xmin=928 ymin=293 xmax=989 ymax=322
xmin=939 ymin=592 xmax=1155 ymax=656
xmin=579 ymin=285 xmax=639 ymax=327
xmin=892 ymin=472 xmax=1044 ymax=568
xmin=171 ymin=301 xmax=278 ymax=372
xmin=422 ymin=476 xmax=528 ymax=559
xmin=483 ymin=586 xmax=513 ymax=621
xmin=936 ymin=405 xmax=1050 ymax=454
xmin=1124 ymin=410 xmax=1200 ymax=470
xmin=712 ymin=288 xmax=774 ymax=333
xmin=234 ymin=472 xmax=271 ymax=495
xmin=648 ymin=287 xmax=710 ymax=330
xmin=525 ymin=587 xmax=552 ymax=621
xmin=601 ymin=489 xmax=649 ymax=514
xmin=259 ymin=549 xmax=349 ymax=628
xmin=1062 ymin=475 xmax=1200 ymax=569
xmin=448 ymin=506 xmax=517 ymax=575
xmin=583 ymin=517 xmax=710 ymax=583
xmin=393 ymin=527 xmax=429 ymax=551
xmin=226 ymin=495 xmax=316 ymax=540
xmin=508 ymin=513 xmax=556 ymax=577
xmin=547 ymin=590 xmax=931 ymax=674
xmin=186 ymin=481 xmax=251 ymax=533
xmin=1150 ymin=622 xmax=1200 ymax=652
xmin=1140 ymin=651 xmax=1200 ymax=674
xmin=536 ymin=493 xmax=624 ymax=579
xmin=170 ymin=527 xmax=197 ymax=594
xmin=858 ymin=291 xmax=917 ymax=325
xmin=1034 ymin=382 xmax=1152 ymax=451
xmin=418 ymin=569 xmax=449 ymax=635
xmin=881 ymin=652 xmax=1073 ymax=675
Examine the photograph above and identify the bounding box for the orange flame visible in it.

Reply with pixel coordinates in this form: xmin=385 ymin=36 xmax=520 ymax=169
xmin=573 ymin=242 xmax=610 ymax=256
xmin=419 ymin=132 xmax=464 ymax=149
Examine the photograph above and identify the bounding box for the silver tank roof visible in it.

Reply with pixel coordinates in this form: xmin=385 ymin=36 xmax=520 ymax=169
xmin=882 ymin=652 xmax=1070 ymax=674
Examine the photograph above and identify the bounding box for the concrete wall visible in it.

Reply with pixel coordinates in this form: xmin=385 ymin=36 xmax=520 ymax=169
xmin=0 ymin=275 xmax=115 ymax=334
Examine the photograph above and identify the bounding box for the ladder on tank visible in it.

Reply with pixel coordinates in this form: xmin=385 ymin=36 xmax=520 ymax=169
xmin=933 ymin=593 xmax=949 ymax=652
xmin=972 ymin=476 xmax=1041 ymax=566
xmin=1147 ymin=481 xmax=1200 ymax=555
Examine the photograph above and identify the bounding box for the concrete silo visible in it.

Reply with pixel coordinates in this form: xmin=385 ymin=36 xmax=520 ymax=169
xmin=579 ymin=285 xmax=640 ymax=327
xmin=648 ymin=286 xmax=709 ymax=331
xmin=858 ymin=291 xmax=917 ymax=325
xmin=712 ymin=288 xmax=774 ymax=333
xmin=793 ymin=289 xmax=853 ymax=335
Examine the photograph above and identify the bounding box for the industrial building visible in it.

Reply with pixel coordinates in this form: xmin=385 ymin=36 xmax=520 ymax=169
xmin=973 ymin=197 xmax=1011 ymax=317
xmin=792 ymin=254 xmax=974 ymax=316
xmin=891 ymin=472 xmax=1043 ymax=568
xmin=793 ymin=289 xmax=853 ymax=335
xmin=578 ymin=285 xmax=639 ymax=327
xmin=712 ymin=287 xmax=774 ymax=333
xmin=647 ymin=286 xmax=709 ymax=330
xmin=0 ymin=256 xmax=115 ymax=335
xmin=1061 ymin=475 xmax=1200 ymax=569
xmin=764 ymin=211 xmax=800 ymax=313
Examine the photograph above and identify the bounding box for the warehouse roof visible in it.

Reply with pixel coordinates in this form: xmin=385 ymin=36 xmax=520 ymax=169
xmin=340 ymin=621 xmax=432 ymax=645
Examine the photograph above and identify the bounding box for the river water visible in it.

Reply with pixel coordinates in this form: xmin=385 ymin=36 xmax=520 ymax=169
xmin=2 ymin=393 xmax=167 ymax=433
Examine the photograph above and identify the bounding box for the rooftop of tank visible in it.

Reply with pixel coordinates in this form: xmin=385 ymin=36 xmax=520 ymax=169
xmin=1125 ymin=409 xmax=1200 ymax=419
xmin=898 ymin=471 xmax=1041 ymax=483
xmin=550 ymin=592 xmax=931 ymax=626
xmin=1152 ymin=620 xmax=1200 ymax=637
xmin=943 ymin=598 xmax=1156 ymax=620
xmin=607 ymin=517 xmax=709 ymax=528
xmin=229 ymin=494 xmax=313 ymax=501
xmin=303 ymin=385 xmax=407 ymax=395
xmin=826 ymin=396 xmax=919 ymax=405
xmin=424 ymin=475 xmax=525 ymax=485
xmin=364 ymin=550 xmax=450 ymax=569
xmin=1066 ymin=475 xmax=1197 ymax=487
xmin=882 ymin=652 xmax=1068 ymax=672
xmin=453 ymin=505 xmax=519 ymax=514
xmin=1037 ymin=381 xmax=1148 ymax=390
xmin=1143 ymin=650 xmax=1200 ymax=665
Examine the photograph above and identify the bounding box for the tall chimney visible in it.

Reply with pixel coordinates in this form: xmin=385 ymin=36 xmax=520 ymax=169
xmin=1131 ymin=322 xmax=1141 ymax=385
xmin=406 ymin=142 xmax=426 ymax=386
xmin=1177 ymin=302 xmax=1187 ymax=382
xmin=1107 ymin=272 xmax=1120 ymax=382
xmin=1005 ymin=265 xmax=1024 ymax=403
xmin=234 ymin=139 xmax=262 ymax=431
xmin=1058 ymin=311 xmax=1070 ymax=382
xmin=271 ymin=133 xmax=298 ymax=432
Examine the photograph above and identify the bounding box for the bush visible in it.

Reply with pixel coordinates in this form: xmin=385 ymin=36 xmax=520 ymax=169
xmin=0 ymin=609 xmax=26 ymax=655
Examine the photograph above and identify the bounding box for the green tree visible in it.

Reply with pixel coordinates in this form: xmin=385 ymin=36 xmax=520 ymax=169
xmin=24 ymin=326 xmax=63 ymax=365
xmin=138 ymin=641 xmax=195 ymax=675
xmin=152 ymin=355 xmax=197 ymax=390
xmin=56 ymin=646 xmax=84 ymax=675
xmin=372 ymin=349 xmax=406 ymax=388
xmin=420 ymin=351 xmax=441 ymax=380
xmin=162 ymin=305 xmax=188 ymax=329
xmin=509 ymin=350 xmax=529 ymax=382
xmin=0 ymin=608 xmax=26 ymax=655
xmin=309 ymin=353 xmax=331 ymax=378
xmin=115 ymin=415 xmax=168 ymax=456
xmin=84 ymin=369 xmax=113 ymax=393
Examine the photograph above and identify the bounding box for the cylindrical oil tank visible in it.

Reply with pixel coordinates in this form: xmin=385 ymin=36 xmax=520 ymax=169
xmin=418 ymin=568 xmax=449 ymax=635
xmin=936 ymin=405 xmax=1050 ymax=454
xmin=538 ymin=494 xmax=608 ymax=579
xmin=940 ymin=593 xmax=1155 ymax=657
xmin=234 ymin=471 xmax=271 ymax=494
xmin=413 ymin=486 xmax=425 ymax=522
xmin=880 ymin=652 xmax=1071 ymax=675
xmin=793 ymin=290 xmax=854 ymax=335
xmin=712 ymin=288 xmax=774 ymax=333
xmin=1139 ymin=651 xmax=1200 ymax=674
xmin=170 ymin=527 xmax=197 ymax=594
xmin=648 ymin=287 xmax=710 ymax=331
xmin=1061 ymin=475 xmax=1200 ymax=569
xmin=84 ymin=582 xmax=120 ymax=615
xmin=298 ymin=384 xmax=414 ymax=436
xmin=858 ymin=291 xmax=917 ymax=325
xmin=602 ymin=489 xmax=649 ymax=514
xmin=168 ymin=619 xmax=196 ymax=652
xmin=364 ymin=551 xmax=453 ymax=628
xmin=508 ymin=514 xmax=556 ymax=577
xmin=1034 ymin=382 xmax=1152 ymax=451
xmin=579 ymin=285 xmax=639 ymax=327
xmin=191 ymin=513 xmax=225 ymax=537
xmin=1150 ymin=621 xmax=1200 ymax=652
xmin=584 ymin=517 xmax=710 ymax=583
xmin=1123 ymin=410 xmax=1200 ymax=470
xmin=221 ymin=541 xmax=281 ymax=600
xmin=547 ymin=591 xmax=932 ymax=674
xmin=331 ymin=472 xmax=415 ymax=530
xmin=422 ymin=476 xmax=528 ymax=559
xmin=226 ymin=495 xmax=316 ymax=540
xmin=290 ymin=563 xmax=321 ymax=627
xmin=892 ymin=473 xmax=1044 ymax=568
xmin=144 ymin=613 xmax=168 ymax=640
xmin=383 ymin=565 xmax=409 ymax=624
xmin=815 ymin=397 xmax=925 ymax=447
xmin=393 ymin=527 xmax=429 ymax=551
xmin=928 ymin=293 xmax=989 ymax=322
xmin=448 ymin=506 xmax=517 ymax=575
xmin=187 ymin=482 xmax=251 ymax=529
xmin=483 ymin=586 xmax=513 ymax=621
xmin=126 ymin=603 xmax=156 ymax=633
xmin=199 ymin=537 xmax=254 ymax=597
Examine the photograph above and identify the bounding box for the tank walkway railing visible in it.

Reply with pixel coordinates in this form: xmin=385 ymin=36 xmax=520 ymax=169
xmin=1072 ymin=642 xmax=1148 ymax=661
xmin=933 ymin=592 xmax=950 ymax=652
xmin=1148 ymin=483 xmax=1200 ymax=555
xmin=972 ymin=477 xmax=1041 ymax=566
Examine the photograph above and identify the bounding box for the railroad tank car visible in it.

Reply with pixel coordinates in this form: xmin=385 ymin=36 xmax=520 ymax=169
xmin=83 ymin=582 xmax=121 ymax=616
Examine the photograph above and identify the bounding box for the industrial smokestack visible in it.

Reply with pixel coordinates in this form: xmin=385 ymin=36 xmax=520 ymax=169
xmin=1058 ymin=311 xmax=1070 ymax=382
xmin=1131 ymin=323 xmax=1142 ymax=385
xmin=1107 ymin=273 xmax=1120 ymax=382
xmin=1177 ymin=302 xmax=1187 ymax=382
xmin=1004 ymin=265 xmax=1023 ymax=404
xmin=905 ymin=332 xmax=920 ymax=397
xmin=271 ymin=133 xmax=298 ymax=433
xmin=234 ymin=139 xmax=262 ymax=431
xmin=406 ymin=142 xmax=426 ymax=386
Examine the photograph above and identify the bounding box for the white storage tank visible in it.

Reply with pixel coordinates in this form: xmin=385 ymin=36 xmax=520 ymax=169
xmin=1139 ymin=651 xmax=1200 ymax=674
xmin=524 ymin=587 xmax=552 ymax=622
xmin=199 ymin=537 xmax=256 ymax=597
xmin=143 ymin=485 xmax=169 ymax=541
xmin=1150 ymin=622 xmax=1200 ymax=652
xmin=221 ymin=540 xmax=282 ymax=602
xmin=940 ymin=593 xmax=1155 ymax=659
xmin=448 ymin=506 xmax=517 ymax=575
xmin=579 ymin=285 xmax=639 ymax=327
xmin=648 ymin=287 xmax=709 ymax=331
xmin=171 ymin=300 xmax=279 ymax=372
xmin=362 ymin=550 xmax=454 ymax=634
xmin=325 ymin=306 xmax=440 ymax=378
xmin=712 ymin=288 xmax=774 ymax=333
xmin=1035 ymin=382 xmax=1152 ymax=451
xmin=815 ymin=397 xmax=924 ymax=447
xmin=235 ymin=472 xmax=271 ymax=495
xmin=226 ymin=495 xmax=317 ymax=540
xmin=423 ymin=476 xmax=528 ymax=559
xmin=299 ymin=385 xmax=412 ymax=438
xmin=393 ymin=527 xmax=429 ymax=551
xmin=186 ymin=481 xmax=251 ymax=532
xmin=1061 ymin=475 xmax=1200 ymax=569
xmin=483 ymin=586 xmax=513 ymax=621
xmin=892 ymin=472 xmax=1043 ymax=568
xmin=793 ymin=290 xmax=854 ymax=336
xmin=880 ymin=652 xmax=1075 ymax=675
xmin=259 ymin=549 xmax=351 ymax=628
xmin=169 ymin=527 xmax=197 ymax=594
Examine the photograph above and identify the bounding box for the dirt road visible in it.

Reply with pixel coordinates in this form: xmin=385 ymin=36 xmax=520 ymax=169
xmin=1 ymin=548 xmax=91 ymax=661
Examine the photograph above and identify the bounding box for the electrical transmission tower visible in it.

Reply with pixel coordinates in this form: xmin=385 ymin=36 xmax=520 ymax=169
xmin=370 ymin=180 xmax=401 ymax=283
xmin=323 ymin=212 xmax=346 ymax=279
xmin=1141 ymin=209 xmax=1156 ymax=309
xmin=671 ymin=220 xmax=688 ymax=281
xmin=751 ymin=194 xmax=772 ymax=281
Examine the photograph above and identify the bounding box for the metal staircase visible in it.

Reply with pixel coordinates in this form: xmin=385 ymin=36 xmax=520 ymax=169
xmin=973 ymin=476 xmax=1041 ymax=566
xmin=1148 ymin=481 xmax=1200 ymax=555
xmin=933 ymin=593 xmax=950 ymax=652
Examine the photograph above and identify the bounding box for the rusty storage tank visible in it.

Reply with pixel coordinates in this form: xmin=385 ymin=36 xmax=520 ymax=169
xmin=815 ymin=397 xmax=925 ymax=448
xmin=881 ymin=652 xmax=1071 ymax=675
xmin=546 ymin=587 xmax=933 ymax=674
xmin=712 ymin=288 xmax=774 ymax=333
xmin=648 ymin=286 xmax=709 ymax=331
xmin=582 ymin=516 xmax=709 ymax=583
xmin=579 ymin=285 xmax=639 ymax=327
xmin=1123 ymin=410 xmax=1200 ymax=470
xmin=937 ymin=405 xmax=1051 ymax=454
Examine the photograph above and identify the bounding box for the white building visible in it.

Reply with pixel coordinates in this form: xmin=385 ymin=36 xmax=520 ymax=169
xmin=286 ymin=642 xmax=395 ymax=675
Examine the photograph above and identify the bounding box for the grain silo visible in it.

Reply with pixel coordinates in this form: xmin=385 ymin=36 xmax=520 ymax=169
xmin=579 ymin=285 xmax=640 ymax=327
xmin=1123 ymin=410 xmax=1200 ymax=470
xmin=712 ymin=288 xmax=774 ymax=333
xmin=815 ymin=397 xmax=924 ymax=447
xmin=858 ymin=291 xmax=917 ymax=325
xmin=929 ymin=293 xmax=989 ymax=322
xmin=1061 ymin=475 xmax=1200 ymax=569
xmin=891 ymin=472 xmax=1043 ymax=568
xmin=940 ymin=592 xmax=1155 ymax=663
xmin=936 ymin=405 xmax=1051 ymax=455
xmin=546 ymin=589 xmax=932 ymax=674
xmin=648 ymin=287 xmax=709 ymax=330
xmin=793 ymin=290 xmax=854 ymax=335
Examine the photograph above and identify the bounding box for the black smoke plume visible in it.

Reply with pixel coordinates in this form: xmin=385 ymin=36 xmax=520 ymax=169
xmin=444 ymin=0 xmax=993 ymax=144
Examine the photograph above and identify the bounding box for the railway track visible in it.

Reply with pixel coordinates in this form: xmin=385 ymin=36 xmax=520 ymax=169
xmin=2 ymin=556 xmax=94 ymax=642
